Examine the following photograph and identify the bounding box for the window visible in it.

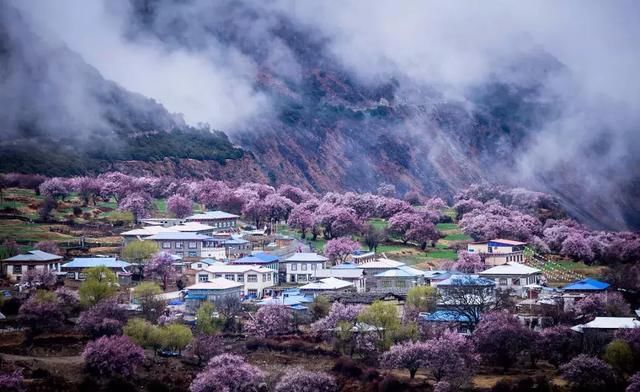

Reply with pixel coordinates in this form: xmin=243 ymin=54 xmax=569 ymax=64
xmin=499 ymin=278 xmax=508 ymax=285
xmin=311 ymin=264 xmax=317 ymax=270
xmin=382 ymin=280 xmax=391 ymax=288
xmin=248 ymin=274 xmax=258 ymax=282
xmin=215 ymin=274 xmax=222 ymax=278
xmin=66 ymin=272 xmax=75 ymax=279
xmin=225 ymin=274 xmax=235 ymax=281
xmin=198 ymin=274 xmax=209 ymax=282
xmin=176 ymin=252 xmax=183 ymax=257
xmin=176 ymin=242 xmax=184 ymax=249
xmin=301 ymin=264 xmax=307 ymax=271
xmin=298 ymin=274 xmax=307 ymax=282
xmin=291 ymin=264 xmax=297 ymax=271
xmin=188 ymin=242 xmax=197 ymax=249
xmin=197 ymin=264 xmax=202 ymax=268
xmin=248 ymin=289 xmax=257 ymax=296
xmin=27 ymin=265 xmax=35 ymax=270
xmin=237 ymin=275 xmax=244 ymax=282
xmin=512 ymin=278 xmax=520 ymax=286
xmin=12 ymin=265 xmax=21 ymax=274
xmin=188 ymin=251 xmax=197 ymax=257
xmin=267 ymin=274 xmax=271 ymax=281
xmin=397 ymin=280 xmax=406 ymax=288
xmin=162 ymin=242 xmax=171 ymax=249
xmin=78 ymin=272 xmax=87 ymax=280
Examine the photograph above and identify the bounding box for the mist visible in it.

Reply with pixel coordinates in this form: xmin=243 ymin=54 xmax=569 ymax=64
xmin=7 ymin=1 xmax=640 ymax=228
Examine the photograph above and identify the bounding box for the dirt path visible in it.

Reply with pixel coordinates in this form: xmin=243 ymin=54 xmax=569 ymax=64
xmin=0 ymin=353 xmax=83 ymax=365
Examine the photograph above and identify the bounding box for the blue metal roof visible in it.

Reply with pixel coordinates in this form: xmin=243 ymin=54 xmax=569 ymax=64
xmin=233 ymin=256 xmax=275 ymax=264
xmin=252 ymin=253 xmax=279 ymax=262
xmin=563 ymin=278 xmax=610 ymax=291
xmin=62 ymin=257 xmax=131 ymax=268
xmin=420 ymin=310 xmax=471 ymax=323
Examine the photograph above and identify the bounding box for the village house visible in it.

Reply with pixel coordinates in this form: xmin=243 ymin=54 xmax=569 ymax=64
xmin=144 ymin=232 xmax=214 ymax=258
xmin=479 ymin=262 xmax=543 ymax=295
xmin=189 ymin=258 xmax=223 ymax=271
xmin=299 ymin=277 xmax=355 ymax=295
xmin=222 ymin=236 xmax=252 ymax=259
xmin=282 ymin=253 xmax=329 ymax=284
xmin=423 ymin=270 xmax=451 ymax=286
xmin=369 ymin=265 xmax=426 ymax=294
xmin=572 ymin=317 xmax=640 ymax=352
xmin=184 ymin=278 xmax=243 ymax=311
xmin=467 ymin=239 xmax=527 ymax=266
xmin=120 ymin=226 xmax=177 ymax=245
xmin=230 ymin=253 xmax=280 ymax=281
xmin=185 ymin=211 xmax=239 ymax=230
xmin=358 ymin=258 xmax=406 ymax=276
xmin=61 ymin=257 xmax=132 ymax=285
xmin=196 ymin=264 xmax=276 ymax=298
xmin=2 ymin=250 xmax=63 ymax=282
xmin=314 ymin=264 xmax=366 ymax=292
xmin=349 ymin=251 xmax=376 ymax=264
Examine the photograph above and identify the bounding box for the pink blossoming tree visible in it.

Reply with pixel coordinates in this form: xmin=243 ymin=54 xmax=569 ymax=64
xmin=324 ymin=237 xmax=361 ymax=264
xmin=190 ymin=353 xmax=264 ymax=392
xmin=83 ymin=335 xmax=144 ymax=377
xmin=167 ymin=194 xmax=193 ymax=218
xmin=275 ymin=368 xmax=337 ymax=392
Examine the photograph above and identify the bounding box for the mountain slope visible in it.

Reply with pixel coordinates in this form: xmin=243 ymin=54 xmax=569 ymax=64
xmin=0 ymin=3 xmax=265 ymax=183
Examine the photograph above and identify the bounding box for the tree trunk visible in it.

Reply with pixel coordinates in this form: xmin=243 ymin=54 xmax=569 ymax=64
xmin=409 ymin=368 xmax=417 ymax=379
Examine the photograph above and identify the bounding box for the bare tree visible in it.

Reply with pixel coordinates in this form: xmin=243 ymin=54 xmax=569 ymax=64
xmin=436 ymin=275 xmax=496 ymax=329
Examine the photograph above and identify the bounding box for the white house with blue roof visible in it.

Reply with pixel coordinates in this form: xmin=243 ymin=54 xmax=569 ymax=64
xmin=184 ymin=278 xmax=243 ymax=311
xmin=3 ymin=250 xmax=63 ymax=281
xmin=61 ymin=257 xmax=132 ymax=282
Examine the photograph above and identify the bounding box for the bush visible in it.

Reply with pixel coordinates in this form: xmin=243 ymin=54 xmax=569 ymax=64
xmin=332 ymin=356 xmax=363 ymax=378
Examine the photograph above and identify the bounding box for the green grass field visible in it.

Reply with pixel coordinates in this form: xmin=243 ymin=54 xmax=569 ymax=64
xmin=368 ymin=218 xmax=388 ymax=230
xmin=436 ymin=223 xmax=458 ymax=231
xmin=0 ymin=220 xmax=74 ymax=243
xmin=443 ymin=233 xmax=472 ymax=241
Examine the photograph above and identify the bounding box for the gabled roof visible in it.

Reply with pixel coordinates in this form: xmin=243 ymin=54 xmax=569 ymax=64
xmin=333 ymin=262 xmax=360 ymax=269
xmin=437 ymin=274 xmax=496 ymax=287
xmin=562 ymin=278 xmax=610 ymax=291
xmin=144 ymin=232 xmax=213 ymax=241
xmin=299 ymin=277 xmax=353 ymax=291
xmin=62 ymin=257 xmax=131 ymax=269
xmin=257 ymin=294 xmax=313 ymax=306
xmin=375 ymin=265 xmax=425 ymax=278
xmin=186 ymin=211 xmax=239 ymax=220
xmin=479 ymin=262 xmax=541 ymax=275
xmin=284 ymin=253 xmax=328 ymax=263
xmin=315 ymin=268 xmax=364 ymax=279
xmin=120 ymin=226 xmax=176 ymax=236
xmin=252 ymin=253 xmax=279 ymax=263
xmin=571 ymin=317 xmax=640 ymax=332
xmin=359 ymin=259 xmax=405 ymax=269
xmin=231 ymin=255 xmax=277 ymax=265
xmin=223 ymin=238 xmax=250 ymax=245
xmin=4 ymin=250 xmax=62 ymax=262
xmin=186 ymin=277 xmax=243 ymax=290
xmin=203 ymin=264 xmax=273 ymax=274
xmin=192 ymin=259 xmax=224 ymax=266
xmin=423 ymin=270 xmax=450 ymax=279
xmin=489 ymin=239 xmax=527 ymax=246
xmin=172 ymin=222 xmax=215 ymax=232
